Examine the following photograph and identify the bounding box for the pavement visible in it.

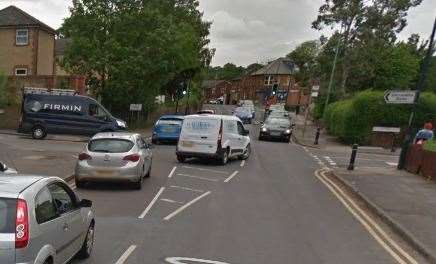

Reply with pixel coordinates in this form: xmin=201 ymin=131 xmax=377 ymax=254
xmin=0 ymin=104 xmax=431 ymax=264
xmin=292 ymin=113 xmax=436 ymax=263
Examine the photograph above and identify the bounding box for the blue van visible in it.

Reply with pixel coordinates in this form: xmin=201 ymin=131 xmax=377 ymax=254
xmin=18 ymin=88 xmax=127 ymax=139
xmin=152 ymin=115 xmax=184 ymax=144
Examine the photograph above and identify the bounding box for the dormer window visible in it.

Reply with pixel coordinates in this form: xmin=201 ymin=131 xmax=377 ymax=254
xmin=16 ymin=29 xmax=29 ymax=45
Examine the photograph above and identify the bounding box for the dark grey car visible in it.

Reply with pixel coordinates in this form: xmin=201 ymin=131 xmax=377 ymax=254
xmin=259 ymin=118 xmax=293 ymax=142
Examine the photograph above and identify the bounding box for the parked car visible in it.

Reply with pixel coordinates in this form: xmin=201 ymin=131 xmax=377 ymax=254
xmin=152 ymin=115 xmax=184 ymax=144
xmin=268 ymin=110 xmax=290 ymax=119
xmin=75 ymin=132 xmax=152 ymax=189
xmin=0 ymin=161 xmax=17 ymax=174
xmin=176 ymin=115 xmax=251 ymax=165
xmin=233 ymin=107 xmax=253 ymax=124
xmin=240 ymin=100 xmax=256 ymax=118
xmin=0 ymin=175 xmax=94 ymax=264
xmin=197 ymin=110 xmax=216 ymax=114
xmin=18 ymin=87 xmax=127 ymax=140
xmin=259 ymin=118 xmax=293 ymax=142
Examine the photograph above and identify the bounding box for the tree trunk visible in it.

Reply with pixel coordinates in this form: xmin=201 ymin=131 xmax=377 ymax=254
xmin=339 ymin=62 xmax=349 ymax=96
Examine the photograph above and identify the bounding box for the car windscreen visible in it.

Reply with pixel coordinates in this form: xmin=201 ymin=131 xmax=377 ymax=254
xmin=182 ymin=118 xmax=220 ymax=134
xmin=235 ymin=108 xmax=251 ymax=114
xmin=88 ymin=139 xmax=135 ymax=153
xmin=157 ymin=119 xmax=183 ymax=126
xmin=266 ymin=118 xmax=290 ymax=127
xmin=0 ymin=198 xmax=16 ymax=234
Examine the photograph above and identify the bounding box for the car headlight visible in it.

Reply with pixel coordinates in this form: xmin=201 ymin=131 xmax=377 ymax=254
xmin=285 ymin=129 xmax=291 ymax=134
xmin=262 ymin=127 xmax=268 ymax=132
xmin=116 ymin=120 xmax=127 ymax=128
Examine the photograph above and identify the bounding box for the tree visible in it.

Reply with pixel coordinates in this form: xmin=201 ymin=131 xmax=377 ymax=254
xmin=245 ymin=63 xmax=264 ymax=74
xmin=424 ymin=57 xmax=436 ymax=91
xmin=313 ymin=0 xmax=423 ymax=95
xmin=203 ymin=63 xmax=245 ymax=80
xmin=287 ymin=40 xmax=320 ymax=86
xmin=60 ymin=0 xmax=213 ymax=113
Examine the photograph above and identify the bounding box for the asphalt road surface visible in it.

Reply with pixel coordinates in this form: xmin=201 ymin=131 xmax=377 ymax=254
xmin=1 ymin=104 xmax=426 ymax=264
xmin=69 ymin=104 xmax=424 ymax=264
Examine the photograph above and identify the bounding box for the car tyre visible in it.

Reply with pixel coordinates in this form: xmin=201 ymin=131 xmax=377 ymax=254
xmin=145 ymin=162 xmax=151 ymax=178
xmin=132 ymin=175 xmax=143 ymax=190
xmin=220 ymin=149 xmax=229 ymax=165
xmin=177 ymin=155 xmax=186 ymax=163
xmin=258 ymin=135 xmax=263 ymax=141
xmin=75 ymin=178 xmax=86 ymax=189
xmin=32 ymin=125 xmax=46 ymax=140
xmin=77 ymin=222 xmax=95 ymax=259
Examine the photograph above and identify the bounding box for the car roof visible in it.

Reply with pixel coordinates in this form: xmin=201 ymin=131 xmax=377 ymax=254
xmin=184 ymin=114 xmax=239 ymax=121
xmin=0 ymin=175 xmax=44 ymax=198
xmin=159 ymin=115 xmax=184 ymax=120
xmin=91 ymin=132 xmax=140 ymax=141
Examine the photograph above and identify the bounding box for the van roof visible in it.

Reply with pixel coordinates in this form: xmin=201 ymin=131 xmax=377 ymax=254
xmin=0 ymin=175 xmax=43 ymax=198
xmin=184 ymin=114 xmax=239 ymax=121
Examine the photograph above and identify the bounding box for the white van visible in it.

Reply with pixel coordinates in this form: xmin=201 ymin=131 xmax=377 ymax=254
xmin=176 ymin=115 xmax=251 ymax=164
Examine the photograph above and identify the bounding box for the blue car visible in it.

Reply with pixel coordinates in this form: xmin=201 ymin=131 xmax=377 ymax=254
xmin=234 ymin=107 xmax=253 ymax=124
xmin=152 ymin=115 xmax=184 ymax=144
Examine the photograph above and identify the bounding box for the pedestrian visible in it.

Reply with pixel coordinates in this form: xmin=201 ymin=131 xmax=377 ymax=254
xmin=414 ymin=122 xmax=434 ymax=144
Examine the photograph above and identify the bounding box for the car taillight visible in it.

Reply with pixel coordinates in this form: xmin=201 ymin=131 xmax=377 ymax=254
xmin=78 ymin=153 xmax=92 ymax=161
xmin=15 ymin=199 xmax=28 ymax=249
xmin=123 ymin=154 xmax=140 ymax=162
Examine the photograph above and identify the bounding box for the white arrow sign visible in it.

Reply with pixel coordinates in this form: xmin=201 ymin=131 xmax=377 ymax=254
xmin=165 ymin=257 xmax=230 ymax=264
xmin=384 ymin=90 xmax=417 ymax=104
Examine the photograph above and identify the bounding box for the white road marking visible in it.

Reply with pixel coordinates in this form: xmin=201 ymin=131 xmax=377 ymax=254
xmin=181 ymin=166 xmax=228 ymax=174
xmin=114 ymin=245 xmax=137 ymax=264
xmin=170 ymin=185 xmax=204 ymax=193
xmin=240 ymin=160 xmax=245 ymax=167
xmin=165 ymin=257 xmax=230 ymax=264
xmin=163 ymin=191 xmax=211 ymax=221
xmin=224 ymin=171 xmax=239 ymax=183
xmin=168 ymin=166 xmax=177 ymax=178
xmin=386 ymin=162 xmax=398 ymax=166
xmin=138 ymin=187 xmax=165 ymax=219
xmin=315 ymin=169 xmax=417 ymax=264
xmin=161 ymin=199 xmax=184 ymax=204
xmin=177 ymin=173 xmax=219 ymax=182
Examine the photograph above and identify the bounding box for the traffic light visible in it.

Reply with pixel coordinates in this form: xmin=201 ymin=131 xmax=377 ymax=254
xmin=272 ymin=84 xmax=279 ymax=96
xmin=176 ymin=81 xmax=187 ymax=98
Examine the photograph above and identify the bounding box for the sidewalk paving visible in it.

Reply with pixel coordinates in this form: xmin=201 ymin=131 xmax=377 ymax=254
xmin=333 ymin=167 xmax=436 ymax=262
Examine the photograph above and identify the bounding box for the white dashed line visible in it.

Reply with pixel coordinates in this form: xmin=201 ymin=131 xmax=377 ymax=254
xmin=138 ymin=187 xmax=165 ymax=219
xmin=181 ymin=166 xmax=228 ymax=174
xmin=240 ymin=160 xmax=245 ymax=167
xmin=163 ymin=191 xmax=211 ymax=221
xmin=170 ymin=185 xmax=204 ymax=193
xmin=177 ymin=173 xmax=219 ymax=182
xmin=114 ymin=245 xmax=137 ymax=264
xmin=224 ymin=171 xmax=239 ymax=183
xmin=386 ymin=162 xmax=398 ymax=167
xmin=168 ymin=166 xmax=177 ymax=178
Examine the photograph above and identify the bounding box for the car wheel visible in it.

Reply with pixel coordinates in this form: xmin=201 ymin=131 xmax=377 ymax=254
xmin=220 ymin=149 xmax=229 ymax=165
xmin=240 ymin=144 xmax=251 ymax=160
xmin=132 ymin=175 xmax=143 ymax=190
xmin=77 ymin=222 xmax=95 ymax=259
xmin=75 ymin=178 xmax=86 ymax=189
xmin=32 ymin=125 xmax=46 ymax=140
xmin=177 ymin=155 xmax=186 ymax=163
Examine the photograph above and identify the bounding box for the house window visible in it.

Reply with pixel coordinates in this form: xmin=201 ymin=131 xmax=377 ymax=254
xmin=16 ymin=29 xmax=29 ymax=45
xmin=15 ymin=68 xmax=28 ymax=76
xmin=264 ymin=75 xmax=274 ymax=85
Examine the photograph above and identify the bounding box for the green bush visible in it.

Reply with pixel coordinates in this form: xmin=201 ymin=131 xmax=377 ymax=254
xmin=423 ymin=140 xmax=436 ymax=152
xmin=324 ymin=91 xmax=436 ymax=144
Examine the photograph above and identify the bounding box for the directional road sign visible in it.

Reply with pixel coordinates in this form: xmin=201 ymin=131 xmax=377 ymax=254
xmin=384 ymin=90 xmax=417 ymax=104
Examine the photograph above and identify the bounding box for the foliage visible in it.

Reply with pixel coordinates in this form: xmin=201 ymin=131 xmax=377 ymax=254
xmin=324 ymin=91 xmax=436 ymax=144
xmin=60 ymin=0 xmax=213 ymax=114
xmin=203 ymin=63 xmax=245 ymax=80
xmin=424 ymin=57 xmax=436 ymax=92
xmin=0 ymin=72 xmax=8 ymax=108
xmin=287 ymin=40 xmax=320 ymax=86
xmin=423 ymin=140 xmax=436 ymax=152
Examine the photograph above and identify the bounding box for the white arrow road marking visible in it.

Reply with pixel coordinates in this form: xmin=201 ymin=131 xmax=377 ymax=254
xmin=165 ymin=257 xmax=230 ymax=264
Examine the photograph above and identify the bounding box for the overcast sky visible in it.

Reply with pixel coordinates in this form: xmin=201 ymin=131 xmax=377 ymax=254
xmin=1 ymin=0 xmax=435 ymax=66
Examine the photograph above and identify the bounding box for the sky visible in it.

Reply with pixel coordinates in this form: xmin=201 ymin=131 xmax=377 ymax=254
xmin=1 ymin=0 xmax=435 ymax=66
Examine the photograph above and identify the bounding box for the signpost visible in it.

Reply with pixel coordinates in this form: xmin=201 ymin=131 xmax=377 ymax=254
xmin=129 ymin=104 xmax=142 ymax=111
xmin=384 ymin=90 xmax=417 ymax=104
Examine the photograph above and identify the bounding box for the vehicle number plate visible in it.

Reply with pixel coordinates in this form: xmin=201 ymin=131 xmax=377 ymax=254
xmin=182 ymin=141 xmax=194 ymax=147
xmin=95 ymin=170 xmax=114 ymax=177
xmin=271 ymin=132 xmax=281 ymax=136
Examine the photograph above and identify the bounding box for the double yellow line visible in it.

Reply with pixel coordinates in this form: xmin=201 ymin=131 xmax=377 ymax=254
xmin=315 ymin=169 xmax=418 ymax=264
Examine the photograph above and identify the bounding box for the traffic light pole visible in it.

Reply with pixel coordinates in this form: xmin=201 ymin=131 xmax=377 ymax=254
xmin=398 ymin=17 xmax=436 ymax=170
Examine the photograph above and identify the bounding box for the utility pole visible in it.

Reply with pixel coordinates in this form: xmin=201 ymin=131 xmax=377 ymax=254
xmin=184 ymin=80 xmax=191 ymax=115
xmin=323 ymin=34 xmax=342 ymax=115
xmin=398 ymin=17 xmax=436 ymax=170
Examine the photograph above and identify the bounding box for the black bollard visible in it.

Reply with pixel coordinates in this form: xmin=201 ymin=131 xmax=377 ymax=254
xmin=348 ymin=144 xmax=359 ymax=171
xmin=314 ymin=127 xmax=321 ymax=145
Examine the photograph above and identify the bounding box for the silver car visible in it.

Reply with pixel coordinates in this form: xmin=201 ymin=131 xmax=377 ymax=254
xmin=0 ymin=175 xmax=94 ymax=264
xmin=75 ymin=132 xmax=153 ymax=189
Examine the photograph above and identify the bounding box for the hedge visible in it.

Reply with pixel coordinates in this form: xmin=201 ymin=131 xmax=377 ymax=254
xmin=324 ymin=91 xmax=436 ymax=144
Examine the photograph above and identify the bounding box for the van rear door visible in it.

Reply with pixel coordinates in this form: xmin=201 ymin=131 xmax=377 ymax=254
xmin=179 ymin=117 xmax=221 ymax=154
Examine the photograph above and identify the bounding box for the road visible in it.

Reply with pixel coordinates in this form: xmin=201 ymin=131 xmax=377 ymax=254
xmin=1 ymin=104 xmax=427 ymax=264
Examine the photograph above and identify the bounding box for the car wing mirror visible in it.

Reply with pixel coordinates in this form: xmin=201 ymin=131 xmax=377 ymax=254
xmin=79 ymin=199 xmax=93 ymax=208
xmin=243 ymin=129 xmax=250 ymax=136
xmin=0 ymin=162 xmax=6 ymax=172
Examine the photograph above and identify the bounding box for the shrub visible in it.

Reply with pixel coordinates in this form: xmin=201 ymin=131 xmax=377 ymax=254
xmin=323 ymin=91 xmax=436 ymax=144
xmin=424 ymin=140 xmax=436 ymax=152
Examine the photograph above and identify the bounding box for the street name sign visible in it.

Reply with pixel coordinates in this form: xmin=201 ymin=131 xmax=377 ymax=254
xmin=384 ymin=90 xmax=416 ymax=104
xmin=372 ymin=127 xmax=401 ymax=133
xmin=311 ymin=92 xmax=319 ymax=98
xmin=129 ymin=104 xmax=143 ymax=111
